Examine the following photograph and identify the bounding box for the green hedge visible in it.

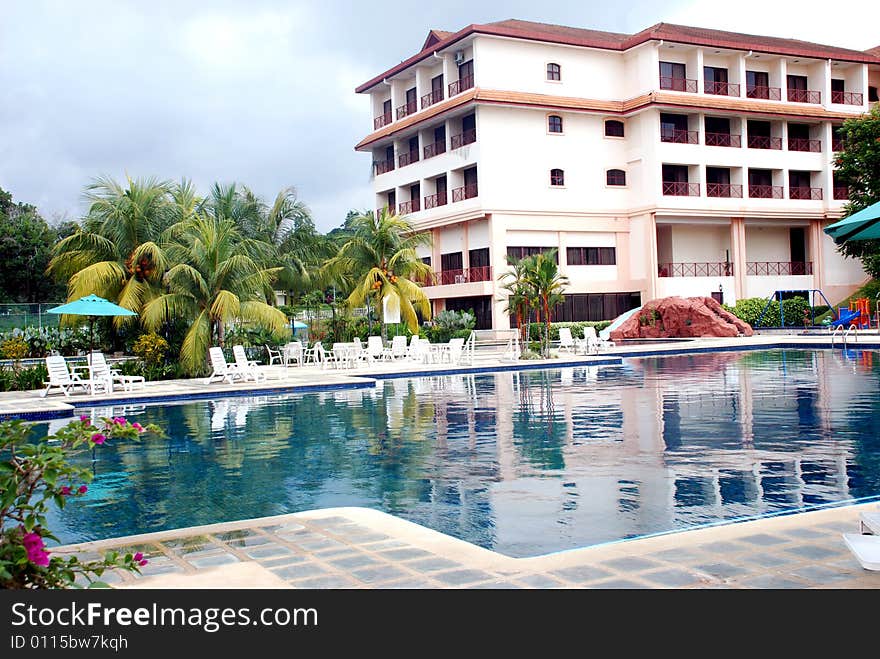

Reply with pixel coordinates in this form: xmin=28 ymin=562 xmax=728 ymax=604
xmin=528 ymin=321 xmax=612 ymax=342
xmin=0 ymin=364 xmax=48 ymax=392
xmin=724 ymin=296 xmax=812 ymax=327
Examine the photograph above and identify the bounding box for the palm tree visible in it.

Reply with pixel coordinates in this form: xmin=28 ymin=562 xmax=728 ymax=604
xmin=498 ymin=255 xmax=536 ymax=351
xmin=528 ymin=250 xmax=568 ymax=357
xmin=324 ymin=210 xmax=432 ymax=339
xmin=47 ymin=176 xmax=174 ymax=324
xmin=141 ymin=213 xmax=287 ymax=374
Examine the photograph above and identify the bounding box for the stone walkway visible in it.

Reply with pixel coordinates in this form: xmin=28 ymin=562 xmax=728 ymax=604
xmin=57 ymin=502 xmax=880 ymax=589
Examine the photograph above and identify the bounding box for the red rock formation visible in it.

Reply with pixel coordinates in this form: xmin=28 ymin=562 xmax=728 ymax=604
xmin=610 ymin=296 xmax=753 ymax=340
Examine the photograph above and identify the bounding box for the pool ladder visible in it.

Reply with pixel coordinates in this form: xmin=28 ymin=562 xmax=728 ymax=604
xmin=830 ymin=323 xmax=858 ymax=348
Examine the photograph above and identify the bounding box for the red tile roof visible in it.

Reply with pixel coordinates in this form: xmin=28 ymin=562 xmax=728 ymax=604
xmin=356 ymin=19 xmax=880 ymax=93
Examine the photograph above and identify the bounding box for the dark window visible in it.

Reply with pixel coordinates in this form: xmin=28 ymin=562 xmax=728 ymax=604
xmin=705 ymin=116 xmax=731 ymax=134
xmin=432 ymin=74 xmax=444 ymax=98
xmin=410 ymin=182 xmax=420 ymax=202
xmin=547 ymin=62 xmax=561 ymax=81
xmin=464 ymin=166 xmax=478 ymax=189
xmin=703 ymin=66 xmax=728 ymax=93
xmin=567 ymin=247 xmax=616 ymax=266
xmin=507 ymin=246 xmax=558 ymax=263
xmin=660 ymin=113 xmax=689 ymax=140
xmin=787 ymin=74 xmax=807 ymax=91
xmin=749 ymin=169 xmax=773 ymax=186
xmin=436 ymin=175 xmax=447 ymax=195
xmin=606 ymin=169 xmax=626 ymax=186
xmin=469 ymin=248 xmax=490 ymax=268
xmin=605 ymin=120 xmax=625 ymax=137
xmin=385 ymin=145 xmax=394 ymax=161
xmin=746 ymin=70 xmax=770 ymax=98
xmin=550 ymin=168 xmax=565 ymax=186
xmin=548 ymin=115 xmax=563 ymax=133
xmin=421 ymin=256 xmax=431 ymax=266
xmin=788 ymin=123 xmax=810 ymax=140
xmin=706 ymin=167 xmax=730 ymax=185
xmin=387 ymin=189 xmax=396 ymax=210
xmin=459 ymin=59 xmax=473 ymax=82
xmin=748 ymin=119 xmax=771 ymax=137
xmin=383 ymin=99 xmax=392 ymax=115
xmin=870 ymin=86 xmax=879 ymax=103
xmin=441 ymin=252 xmax=463 ymax=272
xmin=434 ymin=125 xmax=446 ymax=143
xmin=789 ymin=170 xmax=812 ymax=188
xmin=514 ymin=292 xmax=640 ymax=324
xmin=831 ymin=79 xmax=845 ymax=94
xmin=659 ymin=61 xmax=687 ymax=90
xmin=462 ymin=113 xmax=476 ymax=133
xmin=662 ymin=164 xmax=688 ymax=183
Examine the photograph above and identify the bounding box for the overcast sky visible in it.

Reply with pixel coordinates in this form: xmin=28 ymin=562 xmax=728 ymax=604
xmin=1 ymin=0 xmax=878 ymax=232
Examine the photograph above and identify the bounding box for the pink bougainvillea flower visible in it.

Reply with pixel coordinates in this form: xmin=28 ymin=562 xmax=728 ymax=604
xmin=80 ymin=414 xmax=90 ymax=423
xmin=78 ymin=485 xmax=88 ymax=494
xmin=131 ymin=422 xmax=144 ymax=432
xmin=138 ymin=559 xmax=149 ymax=567
xmin=22 ymin=532 xmax=51 ymax=567
xmin=60 ymin=486 xmax=72 ymax=496
xmin=133 ymin=552 xmax=144 ymax=562
xmin=113 ymin=416 xmax=126 ymax=426
xmin=91 ymin=433 xmax=106 ymax=445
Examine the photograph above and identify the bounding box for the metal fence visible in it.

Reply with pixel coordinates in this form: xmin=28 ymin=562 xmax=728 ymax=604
xmin=0 ymin=303 xmax=64 ymax=332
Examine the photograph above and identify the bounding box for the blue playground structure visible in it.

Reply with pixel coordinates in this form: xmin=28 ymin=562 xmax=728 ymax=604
xmin=754 ymin=289 xmax=833 ymax=328
xmin=755 ymin=289 xmax=874 ymax=329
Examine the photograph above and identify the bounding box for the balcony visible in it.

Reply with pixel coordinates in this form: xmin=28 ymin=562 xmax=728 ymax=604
xmin=831 ymin=91 xmax=863 ymax=105
xmin=834 ymin=186 xmax=849 ymax=200
xmin=375 ymin=205 xmax=391 ymax=217
xmin=423 ymin=140 xmax=446 ymax=159
xmin=748 ymin=135 xmax=782 ymax=150
xmin=705 ymin=81 xmax=740 ymax=96
xmin=421 ymin=89 xmax=444 ymax=109
xmin=373 ymin=112 xmax=392 ymax=130
xmin=398 ymin=150 xmax=419 ymax=167
xmin=787 ymin=88 xmax=821 ymax=104
xmin=448 ymin=75 xmax=474 ymax=97
xmin=423 ymin=191 xmax=448 ymax=209
xmin=451 ymin=184 xmax=478 ymax=202
xmin=659 ymin=76 xmax=697 ymax=93
xmin=746 ymin=85 xmax=781 ymax=100
xmin=707 ymin=183 xmax=743 ymax=198
xmin=660 ymin=129 xmax=699 ymax=144
xmin=788 ymin=137 xmax=821 ymax=153
xmin=373 ymin=159 xmax=395 ymax=175
xmin=450 ymin=129 xmax=476 ymax=150
xmin=429 ymin=266 xmax=493 ymax=286
xmin=662 ymin=181 xmax=700 ymax=196
xmin=746 ymin=261 xmax=812 ymax=276
xmin=789 ymin=186 xmax=823 ymax=200
xmin=396 ymin=100 xmax=417 ymax=120
xmin=398 ymin=199 xmax=420 ymax=215
xmin=832 ymin=135 xmax=845 ymax=151
xmin=749 ymin=185 xmax=784 ymax=199
xmin=705 ymin=132 xmax=741 ymax=148
xmin=658 ymin=262 xmax=733 ymax=277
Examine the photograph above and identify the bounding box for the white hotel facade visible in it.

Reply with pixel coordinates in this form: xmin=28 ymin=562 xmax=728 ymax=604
xmin=355 ymin=20 xmax=880 ymax=332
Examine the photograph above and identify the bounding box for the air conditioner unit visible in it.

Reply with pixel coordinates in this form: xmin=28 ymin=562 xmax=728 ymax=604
xmin=454 ymin=274 xmax=466 ymax=284
xmin=454 ymin=50 xmax=464 ymax=65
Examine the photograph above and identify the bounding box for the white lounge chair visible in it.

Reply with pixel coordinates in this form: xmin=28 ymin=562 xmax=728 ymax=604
xmin=265 ymin=345 xmax=284 ymax=366
xmin=583 ymin=326 xmax=615 ymax=353
xmin=205 ymin=347 xmax=241 ymax=384
xmin=366 ymin=336 xmax=387 ymax=361
xmin=408 ymin=336 xmax=429 ymax=363
xmin=860 ymin=510 xmax=880 ymax=535
xmin=283 ymin=341 xmax=304 ymax=366
xmin=313 ymin=342 xmax=338 ymax=369
xmin=88 ymin=352 xmax=145 ymax=392
xmin=447 ymin=337 xmax=465 ymax=365
xmin=389 ymin=335 xmax=408 ymax=360
xmin=843 ymin=533 xmax=880 ymax=571
xmin=233 ymin=345 xmax=266 ymax=381
xmin=558 ymin=327 xmax=575 ymax=353
xmin=42 ymin=355 xmax=100 ymax=397
xmin=352 ymin=338 xmax=373 ymax=363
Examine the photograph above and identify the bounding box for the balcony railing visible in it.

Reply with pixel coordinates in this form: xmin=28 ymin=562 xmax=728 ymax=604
xmin=832 ymin=135 xmax=845 ymax=151
xmin=658 ymin=262 xmax=733 ymax=277
xmin=749 ymin=185 xmax=784 ymax=199
xmin=746 ymin=85 xmax=781 ymax=100
xmin=789 ymin=186 xmax=823 ymax=200
xmin=746 ymin=262 xmax=812 ymax=276
xmin=748 ymin=135 xmax=782 ymax=150
xmin=423 ymin=140 xmax=446 ymax=159
xmin=831 ymin=90 xmax=863 ymax=105
xmin=375 ymin=206 xmax=391 ymax=217
xmin=662 ymin=181 xmax=700 ymax=196
xmin=423 ymin=191 xmax=448 ymax=209
xmin=833 ymin=186 xmax=849 ymax=200
xmin=451 ymin=184 xmax=478 ymax=202
xmin=787 ymin=88 xmax=821 ymax=104
xmin=429 ymin=266 xmax=493 ymax=286
xmin=660 ymin=129 xmax=699 ymax=144
xmin=450 ymin=129 xmax=477 ymax=149
xmin=398 ymin=150 xmax=419 ymax=167
xmin=421 ymin=89 xmax=444 ymax=109
xmin=706 ymin=183 xmax=743 ymax=198
xmin=659 ymin=76 xmax=697 ymax=93
xmin=398 ymin=199 xmax=420 ymax=215
xmin=448 ymin=75 xmax=474 ymax=97
xmin=704 ymin=81 xmax=740 ymax=96
xmin=396 ymin=100 xmax=417 ymax=120
xmin=788 ymin=137 xmax=821 ymax=153
xmin=373 ymin=112 xmax=392 ymax=130
xmin=705 ymin=132 xmax=741 ymax=147
xmin=373 ymin=159 xmax=394 ymax=175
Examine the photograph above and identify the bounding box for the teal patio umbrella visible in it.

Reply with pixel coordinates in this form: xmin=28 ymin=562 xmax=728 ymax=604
xmin=47 ymin=294 xmax=137 ymax=351
xmin=824 ymin=200 xmax=880 ymax=244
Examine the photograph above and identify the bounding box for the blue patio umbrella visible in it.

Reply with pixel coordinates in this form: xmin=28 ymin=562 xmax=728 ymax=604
xmin=824 ymin=200 xmax=880 ymax=244
xmin=48 ymin=294 xmax=137 ymax=350
xmin=292 ymin=320 xmax=307 ymax=329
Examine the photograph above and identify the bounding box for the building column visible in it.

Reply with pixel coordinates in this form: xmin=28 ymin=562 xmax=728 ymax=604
xmin=809 ymin=218 xmax=825 ymax=292
xmin=647 ymin=213 xmax=659 ymax=302
xmin=461 ymin=221 xmax=470 ymax=272
xmin=488 ymin=213 xmax=509 ymax=332
xmin=730 ymin=217 xmax=747 ymax=301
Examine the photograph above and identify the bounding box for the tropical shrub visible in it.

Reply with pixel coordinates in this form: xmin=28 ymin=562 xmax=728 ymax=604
xmin=132 ymin=332 xmax=169 ymax=366
xmin=724 ymin=296 xmax=812 ymax=327
xmin=527 ymin=321 xmax=612 ymax=342
xmin=0 ymin=416 xmax=162 ymax=588
xmin=425 ymin=310 xmax=475 ymax=343
xmin=0 ymin=364 xmax=49 ymax=392
xmin=1 ymin=336 xmax=29 ymax=362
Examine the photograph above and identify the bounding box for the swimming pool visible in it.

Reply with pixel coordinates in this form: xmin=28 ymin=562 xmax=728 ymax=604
xmin=40 ymin=349 xmax=880 ymax=557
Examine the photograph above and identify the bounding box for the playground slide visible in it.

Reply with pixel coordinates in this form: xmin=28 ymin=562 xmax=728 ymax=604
xmin=831 ymin=308 xmax=862 ymax=327
xmin=600 ymin=306 xmax=642 ymax=341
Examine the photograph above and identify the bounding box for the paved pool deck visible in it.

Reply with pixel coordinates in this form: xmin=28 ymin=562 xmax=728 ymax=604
xmin=56 ymin=501 xmax=880 ymax=589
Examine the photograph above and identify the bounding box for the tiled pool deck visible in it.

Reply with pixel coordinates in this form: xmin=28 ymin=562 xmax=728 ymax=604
xmin=57 ymin=502 xmax=880 ymax=589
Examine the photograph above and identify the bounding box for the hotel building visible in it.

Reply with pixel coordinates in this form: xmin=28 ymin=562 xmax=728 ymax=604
xmin=354 ymin=20 xmax=880 ymax=332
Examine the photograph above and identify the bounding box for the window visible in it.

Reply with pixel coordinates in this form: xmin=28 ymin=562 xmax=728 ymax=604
xmin=507 ymin=246 xmax=558 ymax=263
xmin=606 ymin=169 xmax=626 ymax=186
xmin=659 ymin=61 xmax=687 ymax=90
xmin=550 ymin=169 xmax=565 ymax=186
xmin=546 ymin=63 xmax=561 ymax=81
xmin=870 ymin=86 xmax=879 ymax=103
xmin=548 ymin=114 xmax=563 ymax=133
xmin=703 ymin=66 xmax=729 ymax=94
xmin=567 ymin=247 xmax=616 ymax=266
xmin=605 ymin=120 xmax=625 ymax=137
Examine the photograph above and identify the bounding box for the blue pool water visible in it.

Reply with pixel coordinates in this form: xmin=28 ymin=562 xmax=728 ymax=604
xmin=39 ymin=349 xmax=880 ymax=557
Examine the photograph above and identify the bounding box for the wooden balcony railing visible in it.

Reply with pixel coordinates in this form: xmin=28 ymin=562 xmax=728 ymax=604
xmin=396 ymin=100 xmax=417 ymax=120
xmin=373 ymin=112 xmax=392 ymax=130
xmin=832 ymin=135 xmax=845 ymax=151
xmin=748 ymin=184 xmax=784 ymax=199
xmin=423 ymin=191 xmax=448 ymax=209
xmin=398 ymin=199 xmax=420 ymax=215
xmin=659 ymin=76 xmax=697 ymax=92
xmin=423 ymin=140 xmax=446 ymax=159
xmin=831 ymin=90 xmax=863 ymax=105
xmin=788 ymin=137 xmax=821 ymax=153
xmin=748 ymin=135 xmax=783 ymax=150
xmin=705 ymin=132 xmax=741 ymax=147
xmin=398 ymin=150 xmax=419 ymax=167
xmin=660 ymin=129 xmax=699 ymax=144
xmin=451 ymin=184 xmax=478 ymax=202
xmin=662 ymin=181 xmax=700 ymax=196
xmin=658 ymin=262 xmax=733 ymax=277
xmin=421 ymin=89 xmax=444 ymax=109
xmin=746 ymin=261 xmax=812 ymax=276
xmin=448 ymin=75 xmax=474 ymax=97
xmin=704 ymin=81 xmax=740 ymax=96
xmin=833 ymin=186 xmax=849 ymax=200
xmin=706 ymin=183 xmax=743 ymax=198
xmin=425 ymin=266 xmax=493 ymax=286
xmin=375 ymin=206 xmax=390 ymax=217
xmin=787 ymin=88 xmax=821 ymax=104
xmin=373 ymin=159 xmax=394 ymax=175
xmin=789 ymin=186 xmax=823 ymax=200
xmin=450 ymin=129 xmax=476 ymax=149
xmin=746 ymin=85 xmax=781 ymax=101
